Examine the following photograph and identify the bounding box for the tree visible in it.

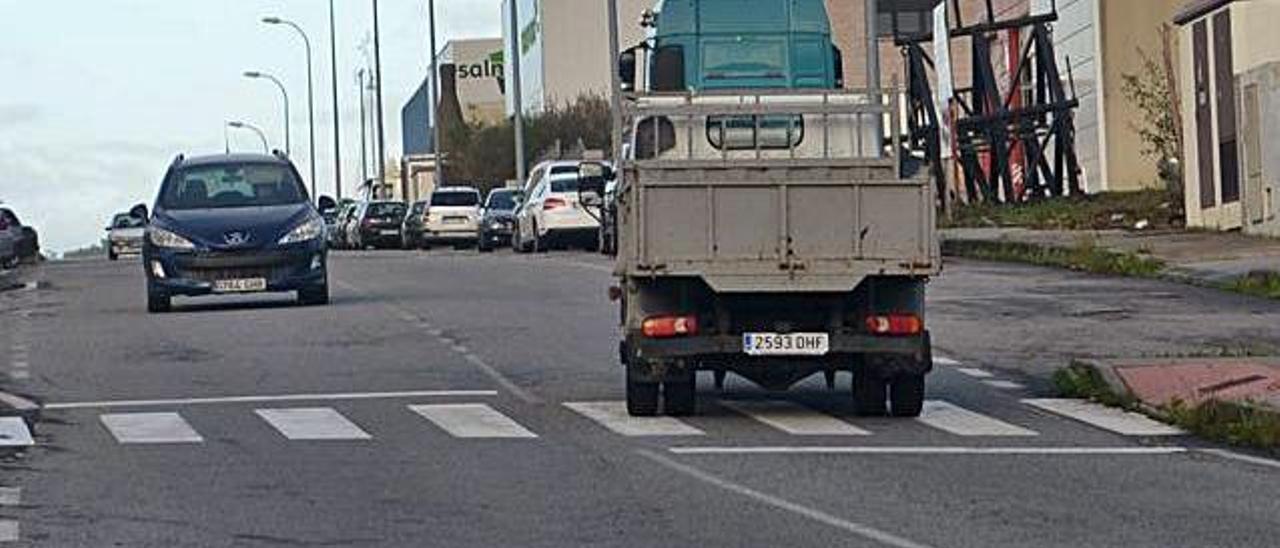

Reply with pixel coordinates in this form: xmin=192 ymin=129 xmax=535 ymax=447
xmin=1121 ymin=39 xmax=1183 ymax=195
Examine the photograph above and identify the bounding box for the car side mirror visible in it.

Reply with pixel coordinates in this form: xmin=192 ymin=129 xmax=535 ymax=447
xmin=317 ymin=196 xmax=337 ymax=213
xmin=129 ymin=204 xmax=149 ymax=222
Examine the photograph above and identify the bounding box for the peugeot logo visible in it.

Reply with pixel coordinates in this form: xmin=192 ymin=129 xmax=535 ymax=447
xmin=223 ymin=231 xmax=251 ymax=246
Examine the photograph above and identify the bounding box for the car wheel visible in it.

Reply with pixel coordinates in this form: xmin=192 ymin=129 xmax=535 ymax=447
xmin=853 ymin=367 xmax=888 ymax=417
xmin=889 ymin=374 xmax=926 ymax=418
xmin=626 ymin=377 xmax=660 ymax=417
xmin=147 ymin=291 xmax=171 ymax=314
xmin=108 ymin=248 xmax=118 ymax=261
xmin=663 ymin=371 xmax=697 ymax=416
xmin=477 ymin=237 xmax=492 ymax=253
xmin=532 ymin=223 xmax=547 ymax=253
xmin=298 ymin=281 xmax=330 ymax=306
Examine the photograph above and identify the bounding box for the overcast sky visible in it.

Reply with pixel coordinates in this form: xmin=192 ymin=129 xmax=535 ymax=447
xmin=0 ymin=0 xmax=503 ymax=253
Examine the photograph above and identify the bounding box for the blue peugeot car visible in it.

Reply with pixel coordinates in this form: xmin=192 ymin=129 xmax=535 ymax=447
xmin=139 ymin=152 xmax=335 ymax=313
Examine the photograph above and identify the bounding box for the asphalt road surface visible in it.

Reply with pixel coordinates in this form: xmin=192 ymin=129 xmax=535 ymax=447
xmin=2 ymin=251 xmax=1278 ymax=547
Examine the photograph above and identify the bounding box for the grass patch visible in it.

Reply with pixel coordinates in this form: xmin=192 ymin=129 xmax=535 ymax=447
xmin=1055 ymin=361 xmax=1280 ymax=455
xmin=943 ymin=237 xmax=1165 ymax=278
xmin=1052 ymin=362 xmax=1138 ymax=408
xmin=1222 ymin=270 xmax=1280 ymax=300
xmin=943 ymin=190 xmax=1180 ymax=230
xmin=1166 ymin=400 xmax=1280 ymax=454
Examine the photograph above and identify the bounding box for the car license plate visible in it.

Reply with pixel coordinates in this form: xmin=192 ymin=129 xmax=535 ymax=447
xmin=444 ymin=217 xmax=465 ymax=224
xmin=380 ymin=229 xmax=398 ymax=235
xmin=743 ymin=333 xmax=830 ymax=356
xmin=213 ymin=278 xmax=267 ymax=293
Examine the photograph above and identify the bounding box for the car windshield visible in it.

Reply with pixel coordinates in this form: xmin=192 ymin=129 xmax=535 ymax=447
xmin=550 ymin=177 xmax=580 ymax=193
xmin=431 ymin=192 xmax=479 ymax=207
xmin=160 ymin=163 xmax=306 ymax=210
xmin=112 ymin=215 xmax=145 ymax=229
xmin=367 ymin=203 xmax=406 ymax=218
xmin=486 ymin=191 xmax=516 ymax=210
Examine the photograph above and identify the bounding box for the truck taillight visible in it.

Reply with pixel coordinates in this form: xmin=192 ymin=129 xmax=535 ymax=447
xmin=865 ymin=314 xmax=922 ymax=336
xmin=543 ymin=198 xmax=567 ymax=211
xmin=642 ymin=315 xmax=698 ymax=338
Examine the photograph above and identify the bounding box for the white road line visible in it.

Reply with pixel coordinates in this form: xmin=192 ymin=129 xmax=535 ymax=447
xmin=668 ymin=446 xmax=1189 ymax=456
xmin=101 ymin=413 xmax=203 ymax=444
xmin=1023 ymin=398 xmax=1185 ymax=436
xmin=932 ymin=356 xmax=961 ymax=367
xmin=721 ymin=401 xmax=871 ymax=436
xmin=565 ymin=402 xmax=704 ymax=437
xmin=410 ymin=404 xmax=538 ymax=439
xmin=44 ymin=390 xmax=498 ymax=410
xmin=0 ymin=488 xmax=18 ymax=506
xmin=916 ymin=401 xmax=1038 ymax=437
xmin=256 ymin=408 xmax=372 ymax=441
xmin=7 ymin=372 xmax=27 ymax=380
xmin=0 ymin=418 xmax=33 ymax=448
xmin=1198 ymin=448 xmax=1280 ymax=470
xmin=0 ymin=520 xmax=17 ymax=543
xmin=637 ymin=449 xmax=936 ymax=548
xmin=982 ymin=380 xmax=1025 ymax=390
xmin=0 ymin=392 xmax=37 ymax=412
xmin=954 ymin=367 xmax=993 ymax=379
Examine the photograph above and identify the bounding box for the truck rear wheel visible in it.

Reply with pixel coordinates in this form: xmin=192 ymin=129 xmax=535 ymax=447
xmin=853 ymin=369 xmax=887 ymax=416
xmin=663 ymin=372 xmax=697 ymax=416
xmin=889 ymin=375 xmax=926 ymax=417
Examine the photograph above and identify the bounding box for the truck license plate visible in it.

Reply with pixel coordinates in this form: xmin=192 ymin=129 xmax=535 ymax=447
xmin=213 ymin=278 xmax=267 ymax=293
xmin=743 ymin=333 xmax=830 ymax=356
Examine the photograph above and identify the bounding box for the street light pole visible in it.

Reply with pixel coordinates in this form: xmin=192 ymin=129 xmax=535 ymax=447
xmin=371 ymin=0 xmax=388 ymax=187
xmin=244 ymin=71 xmax=291 ymax=156
xmin=228 ymin=121 xmax=270 ymax=153
xmin=328 ymin=0 xmax=344 ymax=200
xmin=357 ymin=68 xmax=369 ymax=182
xmin=263 ymin=16 xmax=318 ymax=203
xmin=507 ymin=0 xmax=526 ymax=185
xmin=427 ymin=0 xmax=444 ymax=187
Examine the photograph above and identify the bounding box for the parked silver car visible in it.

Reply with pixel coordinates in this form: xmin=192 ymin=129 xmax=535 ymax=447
xmin=106 ymin=212 xmax=147 ymax=261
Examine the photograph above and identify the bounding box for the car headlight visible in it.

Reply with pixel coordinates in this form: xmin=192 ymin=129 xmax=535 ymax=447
xmin=279 ymin=217 xmax=325 ymax=245
xmin=147 ymin=226 xmax=195 ymax=250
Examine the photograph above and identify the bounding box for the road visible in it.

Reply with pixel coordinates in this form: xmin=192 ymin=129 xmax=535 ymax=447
xmin=2 ymin=251 xmax=1278 ymax=547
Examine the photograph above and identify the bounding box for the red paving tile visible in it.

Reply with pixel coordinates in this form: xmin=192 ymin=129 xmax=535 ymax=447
xmin=1115 ymin=361 xmax=1280 ymax=407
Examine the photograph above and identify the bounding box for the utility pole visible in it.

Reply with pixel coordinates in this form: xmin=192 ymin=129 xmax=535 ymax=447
xmin=507 ymin=0 xmax=526 ymax=185
xmin=372 ymin=0 xmax=388 ymax=188
xmin=606 ymin=0 xmax=623 ymax=168
xmin=328 ymin=0 xmax=344 ymax=200
xmin=358 ymin=68 xmax=369 ymax=183
xmin=428 ymin=0 xmax=444 ymax=187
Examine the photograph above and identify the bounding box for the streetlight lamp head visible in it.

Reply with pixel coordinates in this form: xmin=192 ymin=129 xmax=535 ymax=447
xmin=228 ymin=121 xmax=244 ymax=128
xmin=244 ymin=71 xmax=261 ymax=78
xmin=262 ymin=16 xmax=282 ymax=24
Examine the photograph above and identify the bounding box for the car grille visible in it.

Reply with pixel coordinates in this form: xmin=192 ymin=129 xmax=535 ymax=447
xmin=176 ymin=267 xmax=281 ymax=283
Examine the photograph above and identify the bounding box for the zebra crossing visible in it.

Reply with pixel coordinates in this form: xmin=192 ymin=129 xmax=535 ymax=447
xmin=85 ymin=397 xmax=1184 ymax=446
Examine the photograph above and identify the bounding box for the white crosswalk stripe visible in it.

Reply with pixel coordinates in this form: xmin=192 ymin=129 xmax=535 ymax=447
xmin=0 ymin=520 xmax=16 ymax=543
xmin=101 ymin=412 xmax=203 ymax=444
xmin=721 ymin=401 xmax=871 ymax=436
xmin=1023 ymin=399 xmax=1185 ymax=436
xmin=0 ymin=418 xmax=33 ymax=448
xmin=955 ymin=368 xmax=994 ymax=379
xmin=256 ymin=408 xmax=372 ymax=440
xmin=916 ymin=401 xmax=1038 ymax=437
xmin=410 ymin=404 xmax=537 ymax=439
xmin=565 ymin=401 xmax=704 ymax=436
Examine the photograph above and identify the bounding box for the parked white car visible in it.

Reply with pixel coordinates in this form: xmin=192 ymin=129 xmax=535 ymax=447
xmin=106 ymin=212 xmax=146 ymax=261
xmin=512 ymin=161 xmax=604 ymax=252
xmin=422 ymin=187 xmax=482 ymax=249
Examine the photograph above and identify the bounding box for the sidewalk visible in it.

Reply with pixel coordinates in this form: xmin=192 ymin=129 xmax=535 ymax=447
xmin=942 ymin=227 xmax=1280 ymax=285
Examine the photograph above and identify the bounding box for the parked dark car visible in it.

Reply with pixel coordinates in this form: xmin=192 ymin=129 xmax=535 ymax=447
xmin=401 ymin=200 xmax=429 ymax=249
xmin=141 ymin=152 xmax=333 ymax=313
xmin=0 ymin=207 xmax=39 ymax=266
xmin=478 ymin=188 xmax=519 ymax=253
xmin=352 ymin=200 xmax=407 ymax=249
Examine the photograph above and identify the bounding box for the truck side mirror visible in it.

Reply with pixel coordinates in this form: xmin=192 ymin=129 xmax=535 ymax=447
xmin=129 ymin=203 xmax=149 ymax=222
xmin=619 ymin=48 xmax=638 ymax=93
xmin=576 ymin=162 xmax=610 ymax=212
